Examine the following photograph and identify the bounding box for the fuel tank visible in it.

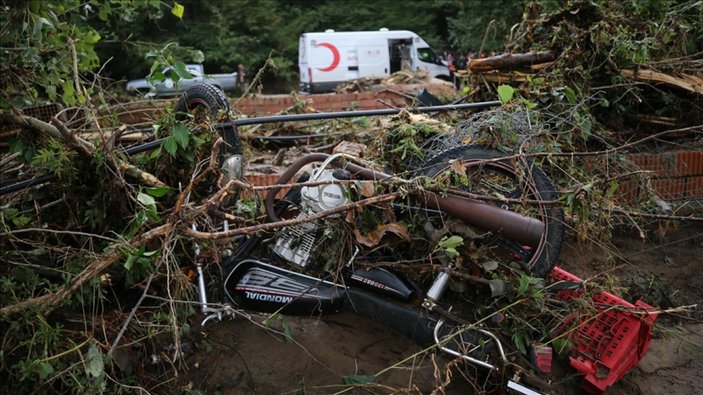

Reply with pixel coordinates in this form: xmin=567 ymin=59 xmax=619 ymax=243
xmin=223 ymin=258 xmax=345 ymax=315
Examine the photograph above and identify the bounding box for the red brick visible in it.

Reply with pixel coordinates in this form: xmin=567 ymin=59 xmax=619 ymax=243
xmin=649 ymin=178 xmax=668 ymax=198
xmin=625 ymin=153 xmax=680 ymax=178
xmin=268 ymin=104 xmax=287 ymax=114
xmin=241 ymin=173 xmax=288 ymax=199
xmin=672 ymin=177 xmax=687 ymax=200
xmin=686 ymin=176 xmax=703 ymax=198
xmin=331 ymin=101 xmax=351 ymax=111
xmin=358 ymin=92 xmax=375 ymax=101
xmin=311 ymin=94 xmax=333 ymax=104
xmin=646 ymin=153 xmax=668 ymax=174
xmin=335 ymin=93 xmax=350 ymax=102
xmin=357 ymin=98 xmax=381 ymax=109
xmin=613 ymin=180 xmax=638 ymax=203
xmin=676 ymin=151 xmax=703 ymax=177
xmin=650 ymin=177 xmax=689 ymax=201
xmin=391 ymin=97 xmax=409 ymax=106
xmin=315 ymin=102 xmax=334 ymax=112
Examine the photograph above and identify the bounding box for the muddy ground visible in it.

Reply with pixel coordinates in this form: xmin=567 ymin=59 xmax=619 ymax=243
xmin=175 ymin=222 xmax=702 ymax=395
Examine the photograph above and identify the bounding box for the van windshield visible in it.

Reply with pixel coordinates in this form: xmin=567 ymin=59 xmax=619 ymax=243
xmin=417 ymin=48 xmax=442 ymax=66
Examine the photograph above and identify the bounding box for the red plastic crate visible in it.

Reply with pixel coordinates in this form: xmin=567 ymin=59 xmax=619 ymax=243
xmin=548 ymin=267 xmax=658 ymax=394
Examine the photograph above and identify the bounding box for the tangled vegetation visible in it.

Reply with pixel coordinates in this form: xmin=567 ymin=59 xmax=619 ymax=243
xmin=1 ymin=0 xmax=702 ymax=393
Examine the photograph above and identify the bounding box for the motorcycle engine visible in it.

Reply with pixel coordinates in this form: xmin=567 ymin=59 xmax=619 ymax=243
xmin=272 ymin=168 xmax=350 ymax=267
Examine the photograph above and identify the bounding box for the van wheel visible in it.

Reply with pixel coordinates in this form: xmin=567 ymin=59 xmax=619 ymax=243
xmin=174 ymin=83 xmax=240 ymax=157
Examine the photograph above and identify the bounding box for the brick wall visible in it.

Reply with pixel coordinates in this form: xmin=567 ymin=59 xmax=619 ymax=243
xmin=619 ymin=151 xmax=703 ymax=202
xmin=231 ymin=90 xmax=409 ymax=115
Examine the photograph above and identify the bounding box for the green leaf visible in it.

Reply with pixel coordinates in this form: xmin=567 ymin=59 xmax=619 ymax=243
xmin=98 ymin=2 xmax=111 ymax=21
xmin=26 ymin=248 xmax=47 ymax=256
xmin=46 ymin=84 xmax=57 ymax=101
xmin=606 ymin=180 xmax=619 ymax=198
xmin=9 ymin=138 xmax=25 ymax=153
xmin=84 ymin=30 xmax=101 ymax=45
xmin=85 ymin=343 xmax=104 ymax=378
xmin=351 ymin=117 xmax=370 ymax=128
xmin=342 ymin=374 xmax=375 ymax=385
xmin=32 ymin=18 xmax=49 ymax=39
xmin=171 ymin=2 xmax=185 ymax=19
xmin=517 ymin=273 xmax=530 ymax=295
xmin=38 ymin=362 xmax=54 ymax=380
xmin=282 ymin=322 xmax=293 ymax=344
xmin=551 ymin=338 xmax=571 ymax=355
xmin=146 ymin=186 xmax=170 ymax=197
xmin=520 ymin=98 xmax=537 ymax=109
xmin=10 ymin=266 xmax=34 ymax=284
xmin=181 ymin=322 xmax=191 ymax=337
xmin=439 ymin=235 xmax=463 ymax=249
xmin=124 ymin=253 xmax=136 ymax=270
xmin=579 ymin=116 xmax=592 ymax=140
xmin=172 ymin=122 xmax=190 ymax=149
xmin=163 ymin=137 xmax=178 ymax=157
xmin=172 ymin=61 xmax=193 ymax=80
xmin=137 ymin=192 xmax=156 ymax=207
xmin=438 ymin=235 xmax=464 ymax=258
xmin=142 ymin=249 xmax=159 ymax=257
xmin=512 ymin=333 xmax=528 ymax=355
xmin=562 ymin=86 xmax=577 ymax=104
xmin=149 ymin=148 xmax=160 ymax=160
xmin=61 ymin=80 xmax=76 ymax=106
xmin=12 ymin=215 xmax=32 ymax=227
xmin=202 ymin=340 xmax=214 ymax=353
xmin=497 ymin=85 xmax=515 ymax=104
xmin=36 ymin=17 xmax=53 ymax=29
xmin=192 ymin=50 xmax=205 ymax=64
xmin=150 ymin=70 xmax=166 ymax=84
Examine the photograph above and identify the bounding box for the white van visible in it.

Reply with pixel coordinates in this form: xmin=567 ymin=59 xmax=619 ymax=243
xmin=299 ymin=29 xmax=449 ymax=93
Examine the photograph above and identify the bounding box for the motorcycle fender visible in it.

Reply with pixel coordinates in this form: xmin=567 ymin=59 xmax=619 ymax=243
xmin=223 ymin=258 xmax=344 ymax=315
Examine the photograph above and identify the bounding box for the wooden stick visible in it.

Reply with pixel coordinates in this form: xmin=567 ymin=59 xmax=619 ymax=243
xmin=621 ymin=69 xmax=703 ymax=95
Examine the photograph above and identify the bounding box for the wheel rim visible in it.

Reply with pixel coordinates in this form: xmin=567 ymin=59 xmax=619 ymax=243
xmin=429 ymin=157 xmax=551 ymax=273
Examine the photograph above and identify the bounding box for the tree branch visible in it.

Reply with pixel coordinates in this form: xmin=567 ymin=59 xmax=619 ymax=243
xmin=0 ymin=223 xmax=173 ymax=317
xmin=184 ymin=192 xmax=401 ymax=240
xmin=8 ymin=113 xmax=166 ymax=188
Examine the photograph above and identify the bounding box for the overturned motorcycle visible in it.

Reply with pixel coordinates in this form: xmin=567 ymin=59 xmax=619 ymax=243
xmin=174 ymin=84 xmax=647 ymax=394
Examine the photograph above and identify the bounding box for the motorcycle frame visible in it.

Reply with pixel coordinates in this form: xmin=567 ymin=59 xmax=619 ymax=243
xmin=198 ymin=152 xmax=546 ymax=373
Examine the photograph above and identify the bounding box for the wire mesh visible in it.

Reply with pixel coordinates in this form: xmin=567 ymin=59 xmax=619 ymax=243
xmin=408 ymin=108 xmax=539 ymax=169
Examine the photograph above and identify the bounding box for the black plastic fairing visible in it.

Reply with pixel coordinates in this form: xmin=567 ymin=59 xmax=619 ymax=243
xmin=223 ymin=258 xmax=344 ymax=315
xmin=349 ymin=267 xmax=418 ymax=301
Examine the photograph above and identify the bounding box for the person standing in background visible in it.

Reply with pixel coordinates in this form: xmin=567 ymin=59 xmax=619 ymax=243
xmin=237 ymin=63 xmax=248 ymax=93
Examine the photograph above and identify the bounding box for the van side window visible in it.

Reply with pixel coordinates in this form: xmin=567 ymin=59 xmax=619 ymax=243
xmin=417 ymin=48 xmax=442 ymax=65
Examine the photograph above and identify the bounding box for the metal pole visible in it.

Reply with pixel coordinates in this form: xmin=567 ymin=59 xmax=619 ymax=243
xmin=228 ymin=101 xmax=500 ymax=126
xmin=0 ymin=101 xmax=501 ymax=195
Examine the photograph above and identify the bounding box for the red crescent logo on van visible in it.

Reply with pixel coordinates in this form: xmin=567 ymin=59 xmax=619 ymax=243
xmin=315 ymin=42 xmax=340 ymax=72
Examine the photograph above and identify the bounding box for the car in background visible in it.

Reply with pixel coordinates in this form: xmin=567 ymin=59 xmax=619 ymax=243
xmin=126 ymin=64 xmax=238 ymax=96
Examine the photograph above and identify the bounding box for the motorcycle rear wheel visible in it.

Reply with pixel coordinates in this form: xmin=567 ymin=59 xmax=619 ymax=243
xmin=418 ymin=145 xmax=564 ymax=278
